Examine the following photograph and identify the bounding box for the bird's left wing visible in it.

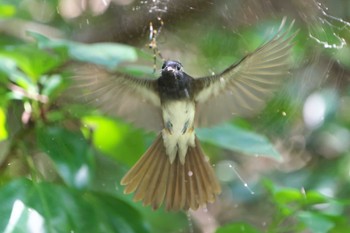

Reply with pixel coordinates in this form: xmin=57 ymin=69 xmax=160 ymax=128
xmin=193 ymin=20 xmax=296 ymax=127
xmin=69 ymin=64 xmax=162 ymax=131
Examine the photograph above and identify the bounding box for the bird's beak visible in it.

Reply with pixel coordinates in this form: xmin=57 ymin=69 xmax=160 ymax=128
xmin=166 ymin=66 xmax=176 ymax=73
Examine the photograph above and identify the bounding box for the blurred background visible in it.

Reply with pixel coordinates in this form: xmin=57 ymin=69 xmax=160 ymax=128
xmin=0 ymin=0 xmax=350 ymax=233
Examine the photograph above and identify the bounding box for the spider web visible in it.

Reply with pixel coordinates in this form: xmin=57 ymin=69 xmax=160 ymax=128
xmin=308 ymin=0 xmax=349 ymax=49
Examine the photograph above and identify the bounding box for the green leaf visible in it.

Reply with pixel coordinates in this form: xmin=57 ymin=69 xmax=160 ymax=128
xmin=216 ymin=222 xmax=261 ymax=233
xmin=2 ymin=200 xmax=45 ymax=233
xmin=274 ymin=188 xmax=328 ymax=205
xmin=0 ymin=56 xmax=32 ymax=90
xmin=298 ymin=211 xmax=334 ymax=233
xmin=0 ymin=108 xmax=7 ymax=141
xmin=0 ymin=179 xmax=150 ymax=233
xmin=0 ymin=45 xmax=65 ymax=80
xmin=36 ymin=126 xmax=95 ymax=189
xmin=29 ymin=31 xmax=138 ymax=70
xmin=40 ymin=74 xmax=66 ymax=99
xmin=82 ymin=115 xmax=148 ymax=166
xmin=68 ymin=42 xmax=138 ymax=69
xmin=197 ymin=123 xmax=281 ymax=160
xmin=0 ymin=4 xmax=16 ymax=18
xmin=274 ymin=188 xmax=304 ymax=204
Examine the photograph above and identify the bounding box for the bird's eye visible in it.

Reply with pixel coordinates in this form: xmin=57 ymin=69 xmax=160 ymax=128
xmin=176 ymin=65 xmax=181 ymax=71
xmin=161 ymin=63 xmax=166 ymax=69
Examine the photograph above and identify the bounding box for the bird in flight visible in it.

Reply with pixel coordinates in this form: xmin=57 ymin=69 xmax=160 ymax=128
xmin=73 ymin=19 xmax=296 ymax=211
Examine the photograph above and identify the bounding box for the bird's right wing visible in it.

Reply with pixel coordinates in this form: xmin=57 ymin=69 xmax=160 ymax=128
xmin=69 ymin=64 xmax=163 ymax=131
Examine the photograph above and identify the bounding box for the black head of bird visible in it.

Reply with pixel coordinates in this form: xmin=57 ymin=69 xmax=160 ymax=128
xmin=161 ymin=60 xmax=183 ymax=76
xmin=159 ymin=60 xmax=193 ymax=100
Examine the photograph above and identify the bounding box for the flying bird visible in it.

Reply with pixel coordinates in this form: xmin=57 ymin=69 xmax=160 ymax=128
xmin=73 ymin=19 xmax=296 ymax=211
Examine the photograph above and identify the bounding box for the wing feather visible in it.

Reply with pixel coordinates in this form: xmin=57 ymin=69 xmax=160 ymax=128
xmin=194 ymin=19 xmax=297 ymax=126
xmin=68 ymin=64 xmax=162 ymax=131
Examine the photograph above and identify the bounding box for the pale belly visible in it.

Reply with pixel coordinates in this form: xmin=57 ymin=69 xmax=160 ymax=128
xmin=161 ymin=101 xmax=196 ymax=164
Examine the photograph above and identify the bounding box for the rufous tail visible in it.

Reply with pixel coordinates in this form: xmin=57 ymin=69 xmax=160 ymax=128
xmin=120 ymin=133 xmax=221 ymax=211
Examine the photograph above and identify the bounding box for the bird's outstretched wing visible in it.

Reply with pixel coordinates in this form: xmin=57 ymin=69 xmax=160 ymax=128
xmin=69 ymin=64 xmax=162 ymax=131
xmin=193 ymin=19 xmax=297 ymax=127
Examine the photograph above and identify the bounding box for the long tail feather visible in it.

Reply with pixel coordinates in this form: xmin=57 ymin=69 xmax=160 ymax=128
xmin=121 ymin=133 xmax=221 ymax=211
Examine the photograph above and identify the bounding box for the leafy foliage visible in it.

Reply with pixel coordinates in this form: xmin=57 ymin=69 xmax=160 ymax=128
xmin=0 ymin=179 xmax=149 ymax=233
xmin=1 ymin=1 xmax=350 ymax=233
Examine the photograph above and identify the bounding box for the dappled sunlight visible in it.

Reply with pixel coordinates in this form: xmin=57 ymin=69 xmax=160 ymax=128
xmin=5 ymin=200 xmax=45 ymax=233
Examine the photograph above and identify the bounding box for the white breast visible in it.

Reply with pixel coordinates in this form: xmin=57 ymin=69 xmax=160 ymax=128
xmin=161 ymin=101 xmax=196 ymax=164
